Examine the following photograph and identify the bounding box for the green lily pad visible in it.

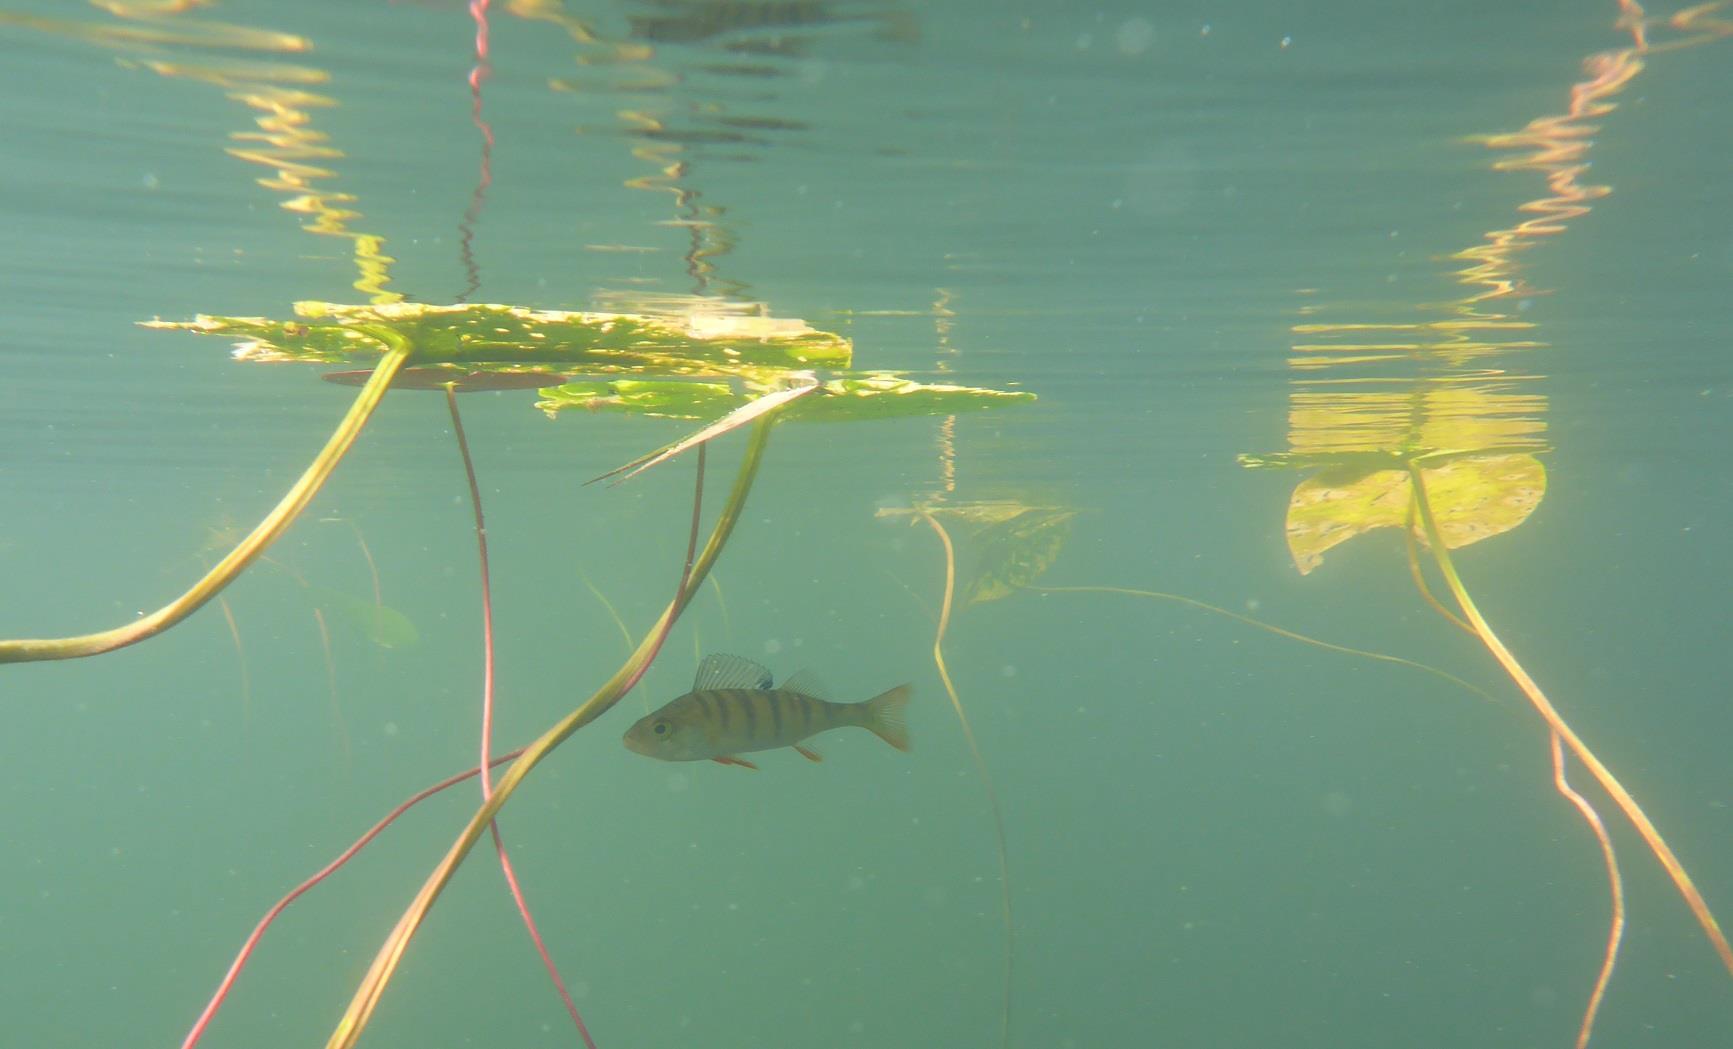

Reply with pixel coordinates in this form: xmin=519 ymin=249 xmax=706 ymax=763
xmin=538 ymin=372 xmax=1034 ymax=422
xmin=539 ymin=379 xmax=743 ymax=421
xmin=321 ymin=366 xmax=568 ymax=391
xmin=143 ymin=300 xmax=852 ymax=374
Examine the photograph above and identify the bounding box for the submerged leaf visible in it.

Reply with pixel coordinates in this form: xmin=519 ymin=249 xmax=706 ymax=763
xmin=962 ymin=508 xmax=1077 ymax=605
xmin=1286 ymin=453 xmax=1545 ymax=574
xmin=310 ymin=589 xmax=421 ymax=649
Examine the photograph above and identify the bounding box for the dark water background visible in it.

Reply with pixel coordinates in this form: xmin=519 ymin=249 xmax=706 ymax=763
xmin=2 ymin=1 xmax=1730 ymax=1046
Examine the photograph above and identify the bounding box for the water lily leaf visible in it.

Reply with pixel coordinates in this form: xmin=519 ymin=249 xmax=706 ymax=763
xmin=539 ymin=372 xmax=1034 ymax=422
xmin=142 ymin=300 xmax=852 ymax=374
xmin=1286 ymin=453 xmax=1546 ymax=574
xmin=589 ymin=379 xmax=821 ymax=485
xmin=310 ymin=588 xmax=420 ymax=649
xmin=962 ymin=508 xmax=1077 ymax=605
xmin=785 ymin=374 xmax=1035 ymax=422
xmin=321 ymin=366 xmax=567 ymax=392
xmin=540 ymin=379 xmax=747 ymax=421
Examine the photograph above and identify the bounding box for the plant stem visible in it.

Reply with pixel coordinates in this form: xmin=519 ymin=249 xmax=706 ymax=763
xmin=1031 ymin=584 xmax=1501 ymax=706
xmin=0 ymin=344 xmax=410 ymax=663
xmin=1549 ymin=730 xmax=1625 ymax=1049
xmin=917 ymin=511 xmax=1013 ymax=1049
xmin=179 ymin=749 xmax=523 ymax=1048
xmin=1407 ymin=462 xmax=1733 ymax=978
xmin=447 ymin=384 xmax=598 ymax=1046
xmin=326 ymin=418 xmax=770 ymax=1049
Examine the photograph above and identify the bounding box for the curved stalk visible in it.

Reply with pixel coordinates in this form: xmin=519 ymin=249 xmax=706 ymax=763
xmin=917 ymin=511 xmax=1013 ymax=1049
xmin=1407 ymin=463 xmax=1733 ymax=978
xmin=1031 ymin=584 xmax=1501 ymax=706
xmin=0 ymin=343 xmax=411 ymax=663
xmin=179 ymin=749 xmax=522 ymax=1049
xmin=448 ymin=384 xmax=598 ymax=1047
xmin=1549 ymin=730 xmax=1625 ymax=1049
xmin=326 ymin=418 xmax=773 ymax=1049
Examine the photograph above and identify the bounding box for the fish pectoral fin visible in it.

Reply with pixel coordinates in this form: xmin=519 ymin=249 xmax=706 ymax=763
xmin=793 ymin=745 xmax=824 ymax=763
xmin=712 ymin=755 xmax=760 ymax=770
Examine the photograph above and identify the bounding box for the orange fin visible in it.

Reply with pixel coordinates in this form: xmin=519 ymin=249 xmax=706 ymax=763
xmin=794 ymin=745 xmax=824 ymax=763
xmin=712 ymin=755 xmax=759 ymax=770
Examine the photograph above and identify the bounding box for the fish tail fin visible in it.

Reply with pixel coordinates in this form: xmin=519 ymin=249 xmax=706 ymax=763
xmin=861 ymin=684 xmax=913 ymax=752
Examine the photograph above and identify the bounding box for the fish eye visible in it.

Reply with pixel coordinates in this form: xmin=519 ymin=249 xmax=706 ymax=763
xmin=652 ymin=721 xmax=670 ymax=737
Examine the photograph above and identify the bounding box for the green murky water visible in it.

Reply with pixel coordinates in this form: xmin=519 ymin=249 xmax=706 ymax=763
xmin=3 ymin=2 xmax=1730 ymax=1046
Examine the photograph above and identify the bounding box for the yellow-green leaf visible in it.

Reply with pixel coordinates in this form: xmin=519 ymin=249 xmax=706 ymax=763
xmin=962 ymin=508 xmax=1077 ymax=605
xmin=1285 ymin=453 xmax=1545 ymax=574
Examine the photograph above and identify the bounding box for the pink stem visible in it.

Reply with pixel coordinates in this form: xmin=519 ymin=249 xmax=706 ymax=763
xmin=178 ymin=411 xmax=711 ymax=1048
xmin=448 ymin=387 xmax=598 ymax=1047
xmin=179 ymin=749 xmax=522 ymax=1049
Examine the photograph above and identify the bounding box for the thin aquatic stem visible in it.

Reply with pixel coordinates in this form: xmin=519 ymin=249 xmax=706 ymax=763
xmin=0 ymin=343 xmax=411 ymax=663
xmin=1406 ymin=485 xmax=1622 ymax=1040
xmin=580 ymin=574 xmax=635 ymax=655
xmin=447 ymin=386 xmax=500 ymax=798
xmin=345 ymin=518 xmax=384 ymax=609
xmin=446 ymin=384 xmax=597 ymax=1047
xmin=309 ymin=607 xmax=351 ymax=768
xmin=708 ymin=574 xmax=732 ymax=647
xmin=1403 ymin=502 xmax=1474 ymax=636
xmin=326 ymin=420 xmax=768 ymax=1049
xmin=916 ymin=511 xmax=1013 ymax=1049
xmin=179 ymin=748 xmax=523 ymax=1048
xmin=623 ymin=441 xmax=706 ymax=696
xmin=215 ymin=596 xmax=252 ymax=735
xmin=1030 ymin=584 xmax=1502 ymax=706
xmin=1549 ymin=730 xmax=1625 ymax=1049
xmin=1407 ymin=463 xmax=1733 ymax=979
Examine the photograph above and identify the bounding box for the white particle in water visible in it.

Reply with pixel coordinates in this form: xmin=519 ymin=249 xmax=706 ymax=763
xmin=764 ymin=638 xmax=783 ymax=655
xmin=1116 ymin=18 xmax=1155 ymax=55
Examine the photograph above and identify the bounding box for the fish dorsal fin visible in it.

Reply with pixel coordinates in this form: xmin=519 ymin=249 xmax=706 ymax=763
xmin=776 ymin=669 xmax=831 ymax=700
xmin=693 ymin=653 xmax=775 ymax=691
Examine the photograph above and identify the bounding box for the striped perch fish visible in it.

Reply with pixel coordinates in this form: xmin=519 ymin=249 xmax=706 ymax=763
xmin=623 ymin=653 xmax=912 ymax=769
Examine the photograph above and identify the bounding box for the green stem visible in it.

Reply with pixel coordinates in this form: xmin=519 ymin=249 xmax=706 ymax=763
xmin=1407 ymin=462 xmax=1733 ymax=978
xmin=0 ymin=343 xmax=411 ymax=663
xmin=327 ymin=417 xmax=774 ymax=1049
xmin=918 ymin=511 xmax=1014 ymax=1049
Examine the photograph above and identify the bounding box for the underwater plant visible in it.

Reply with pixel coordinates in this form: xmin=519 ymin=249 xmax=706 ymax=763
xmin=1235 ymin=6 xmax=1733 ymax=1045
xmin=0 ymin=4 xmax=1036 ymax=1047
